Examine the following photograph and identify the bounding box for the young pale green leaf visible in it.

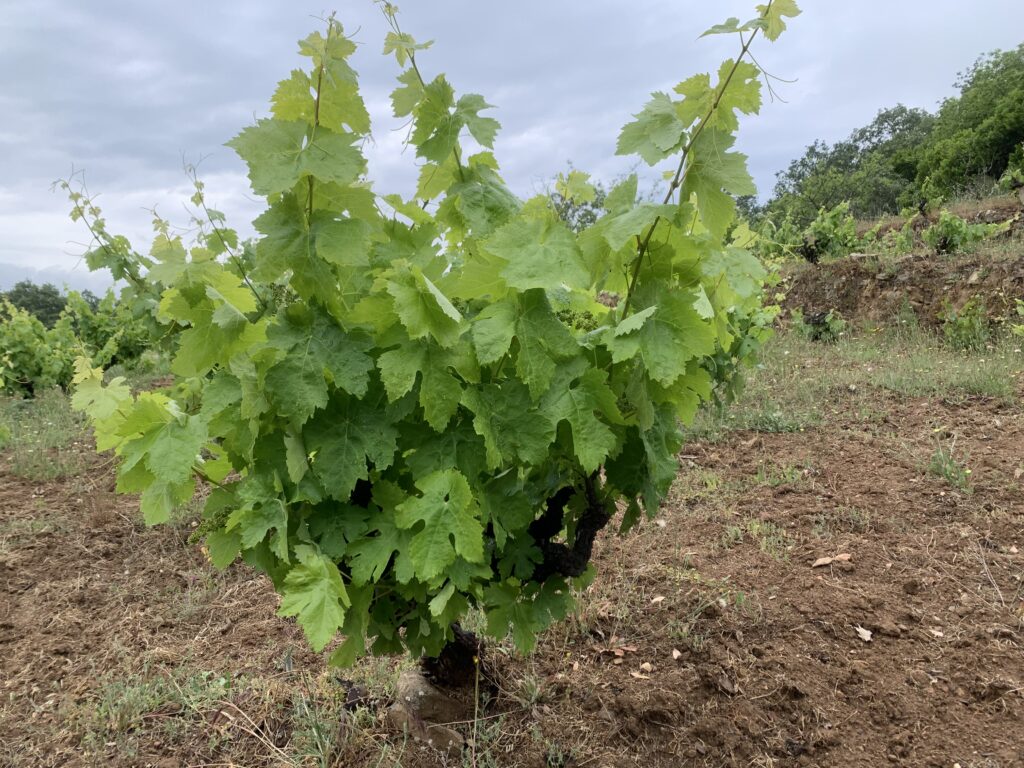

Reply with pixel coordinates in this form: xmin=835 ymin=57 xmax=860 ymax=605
xmin=755 ymin=0 xmax=800 ymax=41
xmin=616 ymin=92 xmax=687 ymax=165
xmin=456 ymin=93 xmax=501 ymax=147
xmin=700 ymin=17 xmax=744 ymax=37
xmin=278 ymin=545 xmax=350 ymax=652
xmin=555 ymin=170 xmax=597 ymax=204
xmin=704 ymin=60 xmax=762 ymax=133
xmin=681 ymin=130 xmax=756 ymax=239
xmin=390 ymin=68 xmax=424 ymax=117
xmin=271 ymin=69 xmax=314 ymax=122
xmin=227 ymin=120 xmax=366 ymax=197
xmin=383 ymin=31 xmax=433 ymax=66
xmin=70 ymin=358 xmax=130 ymax=422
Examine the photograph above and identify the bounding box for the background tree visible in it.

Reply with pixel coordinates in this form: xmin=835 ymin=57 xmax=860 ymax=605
xmin=3 ymin=281 xmax=67 ymax=328
xmin=760 ymin=43 xmax=1023 ymax=226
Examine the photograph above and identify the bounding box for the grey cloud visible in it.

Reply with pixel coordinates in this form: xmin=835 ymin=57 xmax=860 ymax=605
xmin=2 ymin=1 xmax=1022 ymax=278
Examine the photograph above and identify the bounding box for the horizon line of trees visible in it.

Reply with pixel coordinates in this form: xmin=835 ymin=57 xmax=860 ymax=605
xmin=741 ymin=43 xmax=1024 ymax=227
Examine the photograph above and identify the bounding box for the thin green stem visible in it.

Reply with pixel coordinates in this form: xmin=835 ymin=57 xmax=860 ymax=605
xmin=619 ymin=5 xmax=770 ymax=319
xmin=307 ymin=22 xmax=329 ymax=222
xmin=385 ymin=8 xmax=468 ymax=184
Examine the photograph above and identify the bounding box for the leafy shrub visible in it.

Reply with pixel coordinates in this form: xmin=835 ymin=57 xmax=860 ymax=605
xmin=69 ymin=4 xmax=799 ymax=665
xmin=800 ymin=201 xmax=858 ymax=262
xmin=0 ymin=301 xmax=77 ymax=396
xmin=1010 ymin=299 xmax=1024 ymax=338
xmin=940 ymin=297 xmax=990 ymax=351
xmin=922 ymin=210 xmax=998 ymax=254
xmin=791 ymin=308 xmax=847 ymax=343
xmin=751 ymin=215 xmax=802 ymax=262
xmin=59 ymin=290 xmax=150 ymax=368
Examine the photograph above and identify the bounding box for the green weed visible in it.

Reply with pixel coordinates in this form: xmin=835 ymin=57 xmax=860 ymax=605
xmin=0 ymin=388 xmax=88 ymax=480
xmin=928 ymin=440 xmax=972 ymax=491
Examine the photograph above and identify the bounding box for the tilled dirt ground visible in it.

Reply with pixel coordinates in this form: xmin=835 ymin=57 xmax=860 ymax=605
xmin=783 ymin=245 xmax=1024 ymax=329
xmin=2 ymin=352 xmax=1022 ymax=767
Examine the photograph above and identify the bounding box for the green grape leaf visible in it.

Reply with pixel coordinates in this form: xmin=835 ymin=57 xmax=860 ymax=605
xmin=485 ymin=217 xmax=589 ymax=291
xmin=701 ymin=17 xmax=743 ymax=37
xmin=542 ymin=367 xmax=622 ymax=472
xmin=383 ymin=31 xmax=433 ymax=66
xmin=206 ymin=529 xmax=243 ymax=569
xmin=597 ymin=203 xmax=677 ymax=252
xmin=139 ymin=480 xmax=195 ymax=526
xmin=514 ymin=290 xmax=580 ymax=400
xmin=71 ymin=358 xmax=130 ymax=422
xmin=390 ymin=68 xmax=424 ymax=117
xmin=395 ymin=469 xmax=484 ymax=581
xmin=755 ymin=0 xmax=800 ymax=40
xmin=456 ymin=93 xmax=501 ymax=147
xmin=227 ymin=120 xmax=366 ymax=197
xmin=616 ymin=92 xmax=686 ymax=165
xmin=303 ymin=394 xmax=399 ymax=501
xmin=271 ymin=69 xmax=313 ymax=121
xmin=462 ymin=380 xmax=555 ymax=468
xmin=604 ymin=288 xmax=717 ymax=386
xmin=146 ymin=416 xmax=207 ymax=485
xmin=278 ymin=545 xmax=350 ymax=652
xmin=387 ymin=268 xmax=465 ymax=348
xmin=708 ymin=60 xmax=762 ymax=132
xmin=470 ymin=300 xmax=516 ymax=365
xmin=264 ymin=306 xmax=374 ymax=424
xmin=681 ymin=130 xmax=756 ymax=239
xmin=316 ymin=218 xmax=372 ymax=267
xmin=227 ymin=498 xmax=290 ymax=560
xmin=377 ymin=341 xmax=465 ymax=431
xmin=555 ymin=170 xmax=596 ymax=203
xmin=347 ymin=515 xmax=407 ymax=584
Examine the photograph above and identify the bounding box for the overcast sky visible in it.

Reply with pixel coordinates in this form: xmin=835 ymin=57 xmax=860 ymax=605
xmin=2 ymin=1 xmax=1023 ymax=290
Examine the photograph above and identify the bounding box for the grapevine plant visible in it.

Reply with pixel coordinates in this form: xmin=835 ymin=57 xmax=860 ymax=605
xmin=70 ymin=1 xmax=799 ymax=665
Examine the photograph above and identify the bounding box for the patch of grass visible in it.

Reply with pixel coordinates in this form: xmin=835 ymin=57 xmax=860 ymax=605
xmin=661 ymin=568 xmax=763 ymax=650
xmin=812 ymin=506 xmax=872 ymax=537
xmin=685 ymin=328 xmax=1022 ymax=444
xmin=288 ymin=674 xmax=347 ymax=768
xmin=744 ymin=519 xmax=792 ymax=560
xmin=720 ymin=524 xmax=744 ymax=549
xmin=718 ymin=519 xmax=792 ymax=560
xmin=0 ymin=514 xmax=67 ymax=556
xmin=754 ymin=461 xmax=804 ymax=487
xmin=0 ymin=388 xmax=89 ymax=480
xmin=70 ymin=668 xmax=233 ymax=757
xmin=928 ymin=440 xmax=973 ymax=492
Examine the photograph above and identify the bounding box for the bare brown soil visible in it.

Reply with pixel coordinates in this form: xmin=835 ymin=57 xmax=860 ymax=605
xmin=2 ymin=365 xmax=1023 ymax=767
xmin=784 ymin=248 xmax=1024 ymax=327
